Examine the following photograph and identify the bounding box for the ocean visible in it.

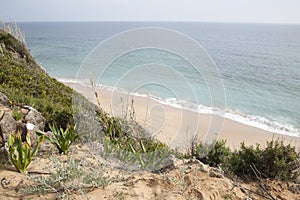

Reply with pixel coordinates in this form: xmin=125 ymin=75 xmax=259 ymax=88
xmin=19 ymin=22 xmax=300 ymax=137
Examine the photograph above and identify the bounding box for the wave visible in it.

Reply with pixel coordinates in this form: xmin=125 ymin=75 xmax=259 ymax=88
xmin=59 ymin=78 xmax=300 ymax=138
xmin=154 ymin=97 xmax=300 ymax=137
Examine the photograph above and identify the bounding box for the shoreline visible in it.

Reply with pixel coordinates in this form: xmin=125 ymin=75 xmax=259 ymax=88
xmin=63 ymin=81 xmax=300 ymax=151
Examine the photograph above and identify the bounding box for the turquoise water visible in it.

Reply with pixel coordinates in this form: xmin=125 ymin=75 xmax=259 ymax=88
xmin=19 ymin=22 xmax=300 ymax=136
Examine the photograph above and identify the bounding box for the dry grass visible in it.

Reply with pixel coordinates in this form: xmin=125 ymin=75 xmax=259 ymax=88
xmin=0 ymin=18 xmax=26 ymax=45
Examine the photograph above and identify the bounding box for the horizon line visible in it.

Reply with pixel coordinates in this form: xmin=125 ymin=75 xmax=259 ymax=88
xmin=10 ymin=20 xmax=300 ymax=25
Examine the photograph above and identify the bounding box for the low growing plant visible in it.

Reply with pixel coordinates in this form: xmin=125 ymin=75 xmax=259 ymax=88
xmin=44 ymin=123 xmax=79 ymax=154
xmin=8 ymin=131 xmax=44 ymax=173
xmin=23 ymin=156 xmax=110 ymax=197
xmin=12 ymin=107 xmax=23 ymax=121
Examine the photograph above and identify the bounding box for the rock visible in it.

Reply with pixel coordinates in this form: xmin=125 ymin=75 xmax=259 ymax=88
xmin=156 ymin=155 xmax=178 ymax=172
xmin=21 ymin=108 xmax=29 ymax=115
xmin=37 ymin=131 xmax=57 ymax=155
xmin=188 ymin=158 xmax=210 ymax=173
xmin=295 ymin=175 xmax=300 ymax=184
xmin=0 ymin=106 xmax=28 ymax=147
xmin=24 ymin=106 xmax=46 ymax=131
xmin=0 ymin=93 xmax=9 ymax=106
xmin=0 ymin=109 xmax=17 ymax=143
xmin=0 ymin=147 xmax=9 ymax=164
xmin=199 ymin=162 xmax=210 ymax=173
xmin=1 ymin=177 xmax=10 ymax=189
xmin=0 ymin=95 xmax=49 ymax=164
xmin=209 ymin=167 xmax=224 ymax=178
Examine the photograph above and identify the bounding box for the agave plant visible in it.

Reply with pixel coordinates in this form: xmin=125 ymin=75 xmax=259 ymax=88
xmin=8 ymin=132 xmax=44 ymax=173
xmin=45 ymin=123 xmax=78 ymax=154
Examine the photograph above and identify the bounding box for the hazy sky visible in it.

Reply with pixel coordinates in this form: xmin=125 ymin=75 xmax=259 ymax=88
xmin=1 ymin=0 xmax=300 ymax=23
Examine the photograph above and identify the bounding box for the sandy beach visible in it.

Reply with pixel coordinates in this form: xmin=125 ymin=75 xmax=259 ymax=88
xmin=64 ymin=82 xmax=300 ymax=152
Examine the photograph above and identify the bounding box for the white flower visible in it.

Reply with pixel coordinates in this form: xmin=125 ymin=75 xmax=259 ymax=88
xmin=26 ymin=123 xmax=35 ymax=130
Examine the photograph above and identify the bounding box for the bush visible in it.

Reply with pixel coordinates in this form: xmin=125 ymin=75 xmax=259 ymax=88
xmin=227 ymin=142 xmax=262 ymax=178
xmin=195 ymin=140 xmax=231 ymax=167
xmin=194 ymin=140 xmax=300 ymax=181
xmin=226 ymin=140 xmax=300 ymax=181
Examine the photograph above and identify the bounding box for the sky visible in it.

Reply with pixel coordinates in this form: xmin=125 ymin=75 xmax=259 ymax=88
xmin=0 ymin=0 xmax=300 ymax=24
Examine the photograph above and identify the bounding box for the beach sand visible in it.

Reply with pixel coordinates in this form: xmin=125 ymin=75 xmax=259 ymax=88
xmin=64 ymin=82 xmax=300 ymax=152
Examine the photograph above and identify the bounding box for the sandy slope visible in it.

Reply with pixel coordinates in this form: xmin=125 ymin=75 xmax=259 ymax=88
xmin=1 ymin=144 xmax=299 ymax=200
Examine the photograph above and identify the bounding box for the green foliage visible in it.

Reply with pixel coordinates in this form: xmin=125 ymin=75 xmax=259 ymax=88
xmin=193 ymin=139 xmax=300 ymax=181
xmin=44 ymin=123 xmax=79 ymax=154
xmin=104 ymin=138 xmax=169 ymax=169
xmin=262 ymin=140 xmax=299 ymax=180
xmin=98 ymin=111 xmax=169 ymax=169
xmin=0 ymin=29 xmax=80 ymax=130
xmin=228 ymin=142 xmax=262 ymax=177
xmin=8 ymin=132 xmax=44 ymax=173
xmin=0 ymin=55 xmax=76 ymax=130
xmin=12 ymin=107 xmax=23 ymax=121
xmin=228 ymin=140 xmax=299 ymax=181
xmin=195 ymin=140 xmax=231 ymax=167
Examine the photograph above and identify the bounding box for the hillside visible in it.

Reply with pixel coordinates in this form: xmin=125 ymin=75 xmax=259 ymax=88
xmin=0 ymin=29 xmax=300 ymax=200
xmin=0 ymin=29 xmax=77 ymax=129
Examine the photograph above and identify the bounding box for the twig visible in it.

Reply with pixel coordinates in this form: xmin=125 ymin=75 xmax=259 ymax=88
xmin=250 ymin=164 xmax=276 ymax=200
xmin=27 ymin=171 xmax=51 ymax=175
xmin=229 ymin=173 xmax=274 ymax=200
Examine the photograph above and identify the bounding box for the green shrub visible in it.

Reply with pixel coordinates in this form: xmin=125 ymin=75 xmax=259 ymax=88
xmin=193 ymin=140 xmax=299 ymax=181
xmin=256 ymin=140 xmax=298 ymax=180
xmin=227 ymin=140 xmax=300 ymax=181
xmin=8 ymin=132 xmax=44 ymax=173
xmin=44 ymin=123 xmax=79 ymax=154
xmin=196 ymin=140 xmax=231 ymax=167
xmin=227 ymin=142 xmax=262 ymax=178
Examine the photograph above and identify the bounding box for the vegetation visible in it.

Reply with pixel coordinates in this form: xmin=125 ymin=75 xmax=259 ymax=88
xmin=1 ymin=24 xmax=299 ymax=190
xmin=12 ymin=106 xmax=24 ymax=121
xmin=0 ymin=18 xmax=26 ymax=45
xmin=0 ymin=56 xmax=77 ymax=130
xmin=8 ymin=132 xmax=44 ymax=173
xmin=23 ymin=156 xmax=110 ymax=198
xmin=228 ymin=140 xmax=299 ymax=181
xmin=0 ymin=28 xmax=87 ymax=130
xmin=99 ymin=111 xmax=170 ymax=169
xmin=0 ymin=26 xmax=169 ymax=170
xmin=194 ymin=140 xmax=231 ymax=168
xmin=193 ymin=139 xmax=300 ymax=181
xmin=44 ymin=123 xmax=79 ymax=154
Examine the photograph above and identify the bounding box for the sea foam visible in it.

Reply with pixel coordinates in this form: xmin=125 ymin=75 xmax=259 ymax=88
xmin=60 ymin=79 xmax=300 ymax=138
